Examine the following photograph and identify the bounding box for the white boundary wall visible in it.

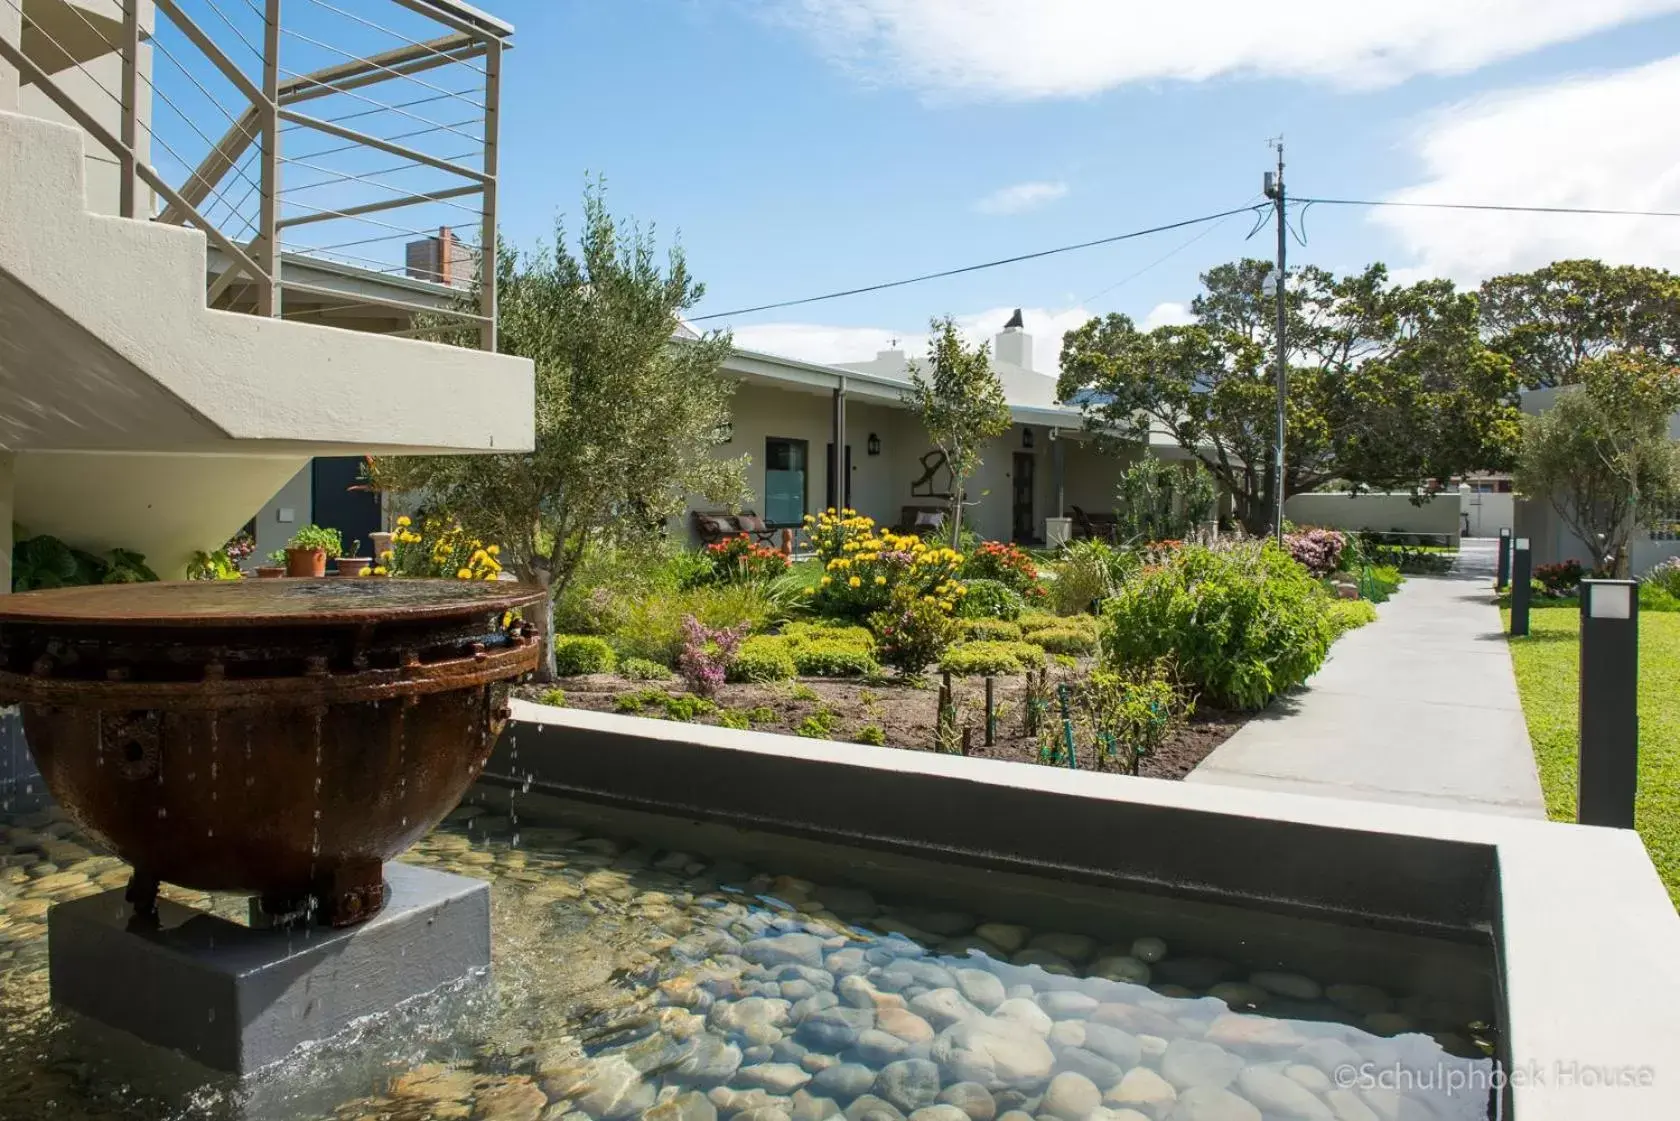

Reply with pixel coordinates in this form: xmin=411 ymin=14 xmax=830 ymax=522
xmin=1284 ymin=492 xmax=1461 ymax=545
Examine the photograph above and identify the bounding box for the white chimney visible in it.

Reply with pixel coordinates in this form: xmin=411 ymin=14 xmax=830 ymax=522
xmin=994 ymin=308 xmax=1032 ymax=369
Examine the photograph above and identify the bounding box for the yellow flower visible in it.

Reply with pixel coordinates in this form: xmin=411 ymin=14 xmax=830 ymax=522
xmin=486 ymin=544 xmax=500 ymax=556
xmin=456 ymin=567 xmax=473 ymax=580
xmin=874 ymin=575 xmax=887 ymax=586
xmin=940 ymin=600 xmax=954 ymax=611
xmin=821 ymin=575 xmax=833 ymax=586
xmin=356 ymin=566 xmax=371 ymax=577
xmin=849 ymin=576 xmax=862 ymax=588
xmin=379 ymin=549 xmax=394 ymax=561
xmin=396 ymin=515 xmax=411 ymax=527
xmin=956 ymin=585 xmax=968 ymax=595
xmin=372 ymin=565 xmax=388 ymax=575
xmin=483 ymin=571 xmax=498 ymax=581
xmin=803 ymin=586 xmax=816 ymax=596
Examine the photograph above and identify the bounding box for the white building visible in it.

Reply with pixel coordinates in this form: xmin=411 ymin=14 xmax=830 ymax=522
xmin=0 ymin=0 xmax=533 ymax=581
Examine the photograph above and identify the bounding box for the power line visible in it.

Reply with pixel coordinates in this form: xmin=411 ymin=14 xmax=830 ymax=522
xmin=1297 ymin=197 xmax=1680 ymax=220
xmin=691 ymin=203 xmax=1265 ymax=322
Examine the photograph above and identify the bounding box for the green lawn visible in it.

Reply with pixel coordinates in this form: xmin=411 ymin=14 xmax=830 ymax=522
xmin=1503 ymin=604 xmax=1680 ymax=906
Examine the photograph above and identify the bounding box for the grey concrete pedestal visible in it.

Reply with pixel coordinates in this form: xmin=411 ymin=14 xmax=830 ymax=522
xmin=47 ymin=862 xmax=489 ymax=1076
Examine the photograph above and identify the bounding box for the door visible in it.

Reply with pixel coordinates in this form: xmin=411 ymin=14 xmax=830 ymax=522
xmin=1012 ymin=453 xmax=1036 ymax=542
xmin=764 ymin=438 xmax=808 ymax=527
xmin=826 ymin=443 xmax=853 ymax=511
xmin=310 ymin=456 xmax=380 ymax=555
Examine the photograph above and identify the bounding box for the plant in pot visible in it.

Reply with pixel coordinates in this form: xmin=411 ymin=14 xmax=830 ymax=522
xmin=283 ymin=525 xmax=342 ymax=578
xmin=256 ymin=550 xmax=287 ymax=579
xmin=335 ymin=539 xmax=372 ymax=578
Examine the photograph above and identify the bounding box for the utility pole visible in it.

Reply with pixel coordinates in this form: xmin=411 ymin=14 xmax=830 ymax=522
xmin=1263 ymin=140 xmax=1287 ymax=542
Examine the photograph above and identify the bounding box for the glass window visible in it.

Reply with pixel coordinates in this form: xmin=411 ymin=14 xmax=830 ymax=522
xmin=764 ymin=438 xmax=808 ymax=527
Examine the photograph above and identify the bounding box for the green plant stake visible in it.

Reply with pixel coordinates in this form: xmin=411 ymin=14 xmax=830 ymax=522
xmin=984 ymin=676 xmax=996 ymax=746
xmin=1057 ymin=683 xmax=1078 ymax=770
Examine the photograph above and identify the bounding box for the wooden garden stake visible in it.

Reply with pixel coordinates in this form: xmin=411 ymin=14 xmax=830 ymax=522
xmin=984 ymin=676 xmax=996 ymax=746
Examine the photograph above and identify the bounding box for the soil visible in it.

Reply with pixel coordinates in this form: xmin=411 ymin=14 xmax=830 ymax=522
xmin=515 ymin=670 xmax=1247 ymax=780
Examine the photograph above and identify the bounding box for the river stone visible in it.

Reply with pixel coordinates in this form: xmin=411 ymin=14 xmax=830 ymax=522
xmin=1039 ymin=1072 xmax=1101 ymax=1120
xmin=1152 ymin=959 xmax=1233 ymax=991
xmin=1106 ymin=1067 xmax=1176 ymax=1118
xmin=911 ymin=988 xmax=982 ymax=1030
xmin=1322 ymin=1090 xmax=1379 ymax=1121
xmin=1078 ymin=1024 xmax=1142 ymax=1070
xmin=935 ymin=1082 xmax=996 ymax=1121
xmin=1092 ymin=956 xmax=1152 ymax=985
xmin=571 ymin=1057 xmax=656 ymax=1120
xmin=845 ymin=1097 xmax=907 ymax=1121
xmin=1203 ymin=1013 xmax=1306 ymax=1052
xmin=1160 ymin=1041 xmax=1242 ymax=1092
xmin=1234 ymin=1067 xmax=1332 ymax=1121
xmin=675 ymin=1036 xmax=745 ymax=1084
xmin=1206 ymin=983 xmax=1267 ymax=1012
xmin=745 ymin=934 xmax=826 ymax=969
xmin=1128 ymin=938 xmax=1167 ymax=964
xmin=1285 ymin=1065 xmax=1332 ymax=1095
xmin=803 ymin=1054 xmax=841 ymax=1075
xmin=1249 ymin=972 xmax=1322 ymax=1002
xmin=794 ymin=993 xmax=844 ymax=1022
xmin=991 ymin=999 xmax=1052 ymax=1036
xmin=792 ymin=1090 xmax=843 ymax=1121
xmin=955 ymin=969 xmax=1007 ymax=1012
xmin=1294 ymin=1039 xmax=1362 ymax=1077
xmin=646 ymin=1090 xmax=720 ymax=1121
xmin=782 ymin=980 xmax=821 ymax=1003
xmin=1047 ymin=1022 xmax=1085 ymax=1051
xmin=812 ymin=1064 xmax=878 ymax=1103
xmin=1053 ymin=1048 xmax=1124 ymax=1089
xmin=877 ymin=1060 xmax=942 ymax=1114
xmin=975 ymin=924 xmax=1029 ymax=953
xmin=907 ymin=1108 xmax=970 ymax=1121
xmin=739 ymin=1064 xmax=815 ymax=1094
xmin=995 ymin=1113 xmax=1035 ymax=1121
xmin=1324 ymin=985 xmax=1391 ymax=1017
xmin=931 ymin=1018 xmax=1056 ymax=1090
xmin=856 ymin=1029 xmax=914 ymax=1066
xmin=736 ymin=1107 xmax=794 ymax=1121
xmin=1360 ymin=1013 xmax=1416 ymax=1038
xmin=879 ymin=1007 xmax=937 ymax=1045
xmin=1164 ymin=1086 xmax=1260 ymax=1121
xmin=1356 ymin=1088 xmax=1439 ymax=1121
xmin=800 ymin=1007 xmax=875 ymax=1051
xmin=840 ymin=975 xmax=903 ymax=1011
xmin=1037 ymin=991 xmax=1099 ymax=1021
xmin=894 ymin=909 xmax=977 ymax=937
xmin=815 ymin=886 xmax=879 ymax=917
xmin=1010 ymin=948 xmax=1076 ymax=974
xmin=828 ymin=948 xmax=871 ymax=976
xmin=1026 ymin=933 xmax=1094 ymax=963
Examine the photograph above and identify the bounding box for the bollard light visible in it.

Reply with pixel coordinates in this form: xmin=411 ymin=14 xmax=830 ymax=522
xmin=1509 ymin=537 xmax=1532 ymax=637
xmin=1496 ymin=527 xmax=1511 ymax=591
xmin=1578 ymin=580 xmax=1639 ymax=828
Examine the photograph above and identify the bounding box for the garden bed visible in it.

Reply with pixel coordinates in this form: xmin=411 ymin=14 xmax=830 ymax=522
xmin=513 ymin=673 xmax=1247 ymax=778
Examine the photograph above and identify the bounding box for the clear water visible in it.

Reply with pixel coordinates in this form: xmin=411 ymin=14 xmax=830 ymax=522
xmin=0 ymin=799 xmax=1501 ymax=1121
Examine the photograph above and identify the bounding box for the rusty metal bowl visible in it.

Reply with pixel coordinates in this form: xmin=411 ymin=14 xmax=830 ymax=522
xmin=0 ymin=579 xmax=543 ymax=925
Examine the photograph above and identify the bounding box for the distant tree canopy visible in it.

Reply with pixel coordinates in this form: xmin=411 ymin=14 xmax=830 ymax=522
xmin=1479 ymin=260 xmax=1680 ymax=390
xmin=1057 ymin=259 xmax=1520 ymax=535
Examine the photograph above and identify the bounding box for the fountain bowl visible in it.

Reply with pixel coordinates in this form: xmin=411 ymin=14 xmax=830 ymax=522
xmin=0 ymin=579 xmax=543 ymax=925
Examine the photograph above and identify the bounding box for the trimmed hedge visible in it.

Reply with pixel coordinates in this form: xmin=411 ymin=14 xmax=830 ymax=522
xmin=940 ymin=640 xmax=1046 ymax=676
xmin=728 ymin=635 xmax=797 ymax=683
xmin=961 ymin=618 xmax=1024 ymax=642
xmin=553 ymin=635 xmax=615 ymax=676
xmin=792 ymin=640 xmax=880 ymax=678
xmin=1029 ymin=625 xmax=1100 ymax=656
xmin=619 ymin=656 xmax=673 ymax=682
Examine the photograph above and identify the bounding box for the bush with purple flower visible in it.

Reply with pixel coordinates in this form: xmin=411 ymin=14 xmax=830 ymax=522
xmin=676 ymin=615 xmax=748 ymax=697
xmin=1283 ymin=527 xmax=1347 ymax=578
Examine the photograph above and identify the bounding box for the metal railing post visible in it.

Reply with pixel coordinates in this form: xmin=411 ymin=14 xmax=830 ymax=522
xmin=257 ymin=0 xmax=282 ymax=316
xmin=478 ymin=35 xmax=501 ymax=351
xmin=119 ymin=0 xmax=140 ymax=218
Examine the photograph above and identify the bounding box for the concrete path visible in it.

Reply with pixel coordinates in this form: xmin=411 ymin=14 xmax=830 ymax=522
xmin=1186 ymin=539 xmax=1548 ymax=817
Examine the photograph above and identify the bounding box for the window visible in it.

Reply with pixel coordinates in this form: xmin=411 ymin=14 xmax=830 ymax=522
xmin=764 ymin=438 xmax=808 ymax=527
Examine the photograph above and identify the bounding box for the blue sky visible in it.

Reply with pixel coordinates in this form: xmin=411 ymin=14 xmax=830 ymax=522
xmin=472 ymin=1 xmax=1680 ymax=372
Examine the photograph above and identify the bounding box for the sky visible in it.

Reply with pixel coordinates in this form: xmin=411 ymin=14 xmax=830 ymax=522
xmin=475 ymin=1 xmax=1680 ymax=374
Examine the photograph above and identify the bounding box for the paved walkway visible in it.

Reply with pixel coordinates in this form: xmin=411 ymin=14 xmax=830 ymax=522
xmin=1186 ymin=540 xmax=1548 ymax=817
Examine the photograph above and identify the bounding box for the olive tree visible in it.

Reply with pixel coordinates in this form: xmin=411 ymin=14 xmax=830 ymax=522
xmin=902 ymin=317 xmax=1012 ymax=544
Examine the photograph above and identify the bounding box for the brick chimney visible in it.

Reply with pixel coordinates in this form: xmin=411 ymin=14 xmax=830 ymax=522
xmin=405 ymin=227 xmax=465 ymax=287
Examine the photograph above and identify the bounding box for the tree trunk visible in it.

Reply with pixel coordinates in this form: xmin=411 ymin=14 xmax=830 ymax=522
xmin=948 ymin=485 xmax=964 ymax=548
xmin=527 ymin=566 xmax=557 ymax=683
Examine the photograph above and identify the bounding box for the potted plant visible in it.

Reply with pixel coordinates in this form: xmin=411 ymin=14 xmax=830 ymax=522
xmin=256 ymin=550 xmax=287 ymax=579
xmin=335 ymin=540 xmax=372 ymax=578
xmin=283 ymin=525 xmax=342 ymax=578
xmin=369 ymin=530 xmax=394 ymax=565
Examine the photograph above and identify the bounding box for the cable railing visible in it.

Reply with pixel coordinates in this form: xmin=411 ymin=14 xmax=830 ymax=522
xmin=0 ymin=0 xmax=507 ymax=350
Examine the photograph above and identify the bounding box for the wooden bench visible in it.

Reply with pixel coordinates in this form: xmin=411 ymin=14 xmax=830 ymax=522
xmin=691 ymin=510 xmax=778 ymax=547
xmin=1069 ymin=505 xmax=1118 ymax=542
xmin=892 ymin=505 xmax=949 ymax=535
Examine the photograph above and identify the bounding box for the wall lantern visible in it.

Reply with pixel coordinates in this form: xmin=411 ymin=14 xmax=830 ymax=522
xmin=867 ymin=433 xmax=881 ymax=456
xmin=1022 ymin=428 xmax=1035 ymax=449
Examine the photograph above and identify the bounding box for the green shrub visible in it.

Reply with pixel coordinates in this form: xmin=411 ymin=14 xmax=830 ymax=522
xmin=1052 ymin=653 xmax=1078 ymax=669
xmin=743 ymin=705 xmax=777 ymax=724
xmin=1029 ymin=625 xmax=1100 ymax=656
xmin=789 ymin=683 xmax=820 ymax=702
xmin=940 ymin=640 xmax=1046 ymax=676
xmin=613 ymin=688 xmax=669 ymax=714
xmin=792 ymin=641 xmax=880 ymax=678
xmin=956 ymin=578 xmax=1024 ymax=621
xmin=869 ymin=591 xmax=962 ymax=676
xmin=1639 ymin=582 xmax=1680 ymax=612
xmin=609 ymin=582 xmax=789 ymax=664
xmin=1327 ymin=599 xmax=1379 ymax=637
xmin=1048 ymin=539 xmax=1137 ymax=615
xmin=1102 ymin=541 xmax=1334 ymax=711
xmin=663 ymin=695 xmax=718 ymax=722
xmin=718 ymin=710 xmax=752 ymax=730
xmin=1363 ymin=564 xmax=1404 ymax=604
xmin=553 ymin=635 xmax=615 ymax=676
xmin=961 ymin=618 xmax=1024 ymax=642
xmin=854 ymin=725 xmax=886 ymax=746
xmin=728 ymin=635 xmax=798 ymax=683
xmin=795 ymin=709 xmax=840 ymax=738
xmin=538 ymin=688 xmax=567 ymax=708
xmin=782 ymin=621 xmax=875 ymax=651
xmin=619 ymin=657 xmax=673 ymax=682
xmin=1072 ymin=661 xmax=1194 ymax=774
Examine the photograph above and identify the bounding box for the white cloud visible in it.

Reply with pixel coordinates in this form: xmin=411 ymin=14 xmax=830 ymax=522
xmin=974 ymin=181 xmax=1069 ymax=215
xmin=731 ymin=305 xmax=1093 ymax=374
xmin=1142 ymin=301 xmax=1195 ymax=330
xmin=772 ymin=0 xmax=1680 ymax=99
xmin=1375 ymin=55 xmax=1680 ymax=285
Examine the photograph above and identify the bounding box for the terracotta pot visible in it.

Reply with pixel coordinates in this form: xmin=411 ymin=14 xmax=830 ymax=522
xmin=255 ymin=566 xmax=285 ymax=579
xmin=284 ymin=547 xmax=327 ymax=578
xmin=336 ymin=557 xmax=372 ymax=578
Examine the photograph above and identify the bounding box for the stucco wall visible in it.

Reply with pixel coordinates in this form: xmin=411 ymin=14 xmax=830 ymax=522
xmin=1461 ymin=490 xmax=1514 ymax=538
xmin=251 ymin=464 xmax=313 ymax=569
xmin=1284 ymin=492 xmax=1461 ymax=544
xmin=1516 ymin=494 xmax=1680 ymax=575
